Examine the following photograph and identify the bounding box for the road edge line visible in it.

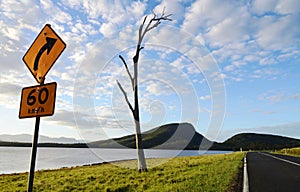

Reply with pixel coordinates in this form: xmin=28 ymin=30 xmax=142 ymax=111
xmin=259 ymin=152 xmax=300 ymax=167
xmin=243 ymin=153 xmax=249 ymax=192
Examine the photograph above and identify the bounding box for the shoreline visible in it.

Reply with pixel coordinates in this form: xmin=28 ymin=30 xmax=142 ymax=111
xmin=0 ymin=149 xmax=233 ymax=175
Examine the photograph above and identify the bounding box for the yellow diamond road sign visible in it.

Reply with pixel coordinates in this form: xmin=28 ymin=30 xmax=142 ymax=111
xmin=23 ymin=24 xmax=66 ymax=83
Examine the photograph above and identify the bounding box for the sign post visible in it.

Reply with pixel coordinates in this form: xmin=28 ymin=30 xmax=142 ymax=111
xmin=27 ymin=96 xmax=42 ymax=192
xmin=20 ymin=24 xmax=66 ymax=192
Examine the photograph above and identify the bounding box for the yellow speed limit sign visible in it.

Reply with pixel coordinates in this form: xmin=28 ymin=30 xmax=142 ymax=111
xmin=19 ymin=82 xmax=57 ymax=118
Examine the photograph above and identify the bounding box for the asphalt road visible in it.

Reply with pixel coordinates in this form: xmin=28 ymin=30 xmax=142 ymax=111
xmin=246 ymin=152 xmax=300 ymax=192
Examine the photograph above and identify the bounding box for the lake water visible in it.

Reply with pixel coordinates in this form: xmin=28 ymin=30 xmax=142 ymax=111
xmin=0 ymin=147 xmax=231 ymax=174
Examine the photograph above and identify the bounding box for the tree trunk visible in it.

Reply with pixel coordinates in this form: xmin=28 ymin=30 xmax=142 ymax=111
xmin=133 ymin=59 xmax=147 ymax=172
xmin=133 ymin=116 xmax=147 ymax=171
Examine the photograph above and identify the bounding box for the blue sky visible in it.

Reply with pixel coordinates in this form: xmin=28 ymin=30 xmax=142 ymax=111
xmin=0 ymin=0 xmax=299 ymax=142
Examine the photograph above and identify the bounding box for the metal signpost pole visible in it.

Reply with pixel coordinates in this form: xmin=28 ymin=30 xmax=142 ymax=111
xmin=27 ymin=117 xmax=40 ymax=192
xmin=27 ymin=80 xmax=44 ymax=192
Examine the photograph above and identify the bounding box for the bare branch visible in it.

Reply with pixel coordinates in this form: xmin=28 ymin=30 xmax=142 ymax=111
xmin=164 ymin=14 xmax=173 ymax=19
xmin=146 ymin=21 xmax=161 ymax=32
xmin=116 ymin=80 xmax=134 ymax=113
xmin=152 ymin=14 xmax=172 ymax=21
xmin=140 ymin=16 xmax=153 ymax=43
xmin=139 ymin=16 xmax=147 ymax=40
xmin=138 ymin=8 xmax=172 ymax=45
xmin=142 ymin=15 xmax=147 ymax=26
xmin=151 ymin=9 xmax=156 ymax=17
xmin=119 ymin=55 xmax=134 ymax=89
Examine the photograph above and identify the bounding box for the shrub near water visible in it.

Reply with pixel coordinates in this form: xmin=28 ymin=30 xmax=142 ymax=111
xmin=0 ymin=152 xmax=244 ymax=192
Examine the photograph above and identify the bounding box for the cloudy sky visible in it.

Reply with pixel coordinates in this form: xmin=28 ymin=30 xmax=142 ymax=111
xmin=0 ymin=0 xmax=299 ymax=143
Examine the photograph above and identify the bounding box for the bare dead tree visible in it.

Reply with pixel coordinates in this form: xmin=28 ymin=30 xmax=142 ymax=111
xmin=117 ymin=9 xmax=172 ymax=172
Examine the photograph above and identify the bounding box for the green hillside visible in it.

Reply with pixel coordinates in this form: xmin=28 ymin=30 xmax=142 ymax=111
xmin=213 ymin=133 xmax=300 ymax=151
xmin=89 ymin=123 xmax=214 ymax=149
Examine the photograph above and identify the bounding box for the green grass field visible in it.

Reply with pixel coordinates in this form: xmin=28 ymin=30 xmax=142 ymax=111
xmin=274 ymin=147 xmax=300 ymax=157
xmin=0 ymin=152 xmax=244 ymax=192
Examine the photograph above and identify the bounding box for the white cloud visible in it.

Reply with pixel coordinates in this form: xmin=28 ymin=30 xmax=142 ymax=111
xmin=288 ymin=93 xmax=300 ymax=100
xmin=250 ymin=0 xmax=300 ymax=15
xmin=47 ymin=109 xmax=76 ymax=127
xmin=251 ymin=0 xmax=278 ymax=15
xmin=256 ymin=15 xmax=300 ymax=50
xmin=210 ymin=72 xmax=226 ymax=81
xmin=0 ymin=1 xmax=41 ymax=23
xmin=182 ymin=0 xmax=240 ymax=35
xmin=153 ymin=0 xmax=185 ymax=24
xmin=74 ymin=1 xmax=147 ymax=37
xmin=0 ymin=26 xmax=21 ymax=41
xmin=0 ymin=83 xmax=21 ymax=96
xmin=145 ymin=83 xmax=162 ymax=96
xmin=0 ymin=82 xmax=22 ymax=109
xmin=252 ymin=68 xmax=281 ymax=79
xmin=200 ymin=95 xmax=211 ymax=100
xmin=275 ymin=0 xmax=300 ymax=14
xmin=258 ymin=91 xmax=300 ymax=103
xmin=178 ymin=0 xmax=300 ymax=84
xmin=205 ymin=7 xmax=251 ymax=47
xmin=250 ymin=109 xmax=277 ymax=115
xmin=99 ymin=22 xmax=118 ymax=37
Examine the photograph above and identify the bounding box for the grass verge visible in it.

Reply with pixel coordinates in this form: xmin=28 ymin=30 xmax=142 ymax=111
xmin=0 ymin=152 xmax=244 ymax=192
xmin=274 ymin=147 xmax=300 ymax=157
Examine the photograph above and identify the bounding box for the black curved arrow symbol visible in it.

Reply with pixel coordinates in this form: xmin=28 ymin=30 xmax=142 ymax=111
xmin=34 ymin=37 xmax=57 ymax=71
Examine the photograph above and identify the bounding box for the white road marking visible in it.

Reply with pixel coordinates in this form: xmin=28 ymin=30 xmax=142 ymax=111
xmin=259 ymin=152 xmax=300 ymax=167
xmin=243 ymin=154 xmax=249 ymax=192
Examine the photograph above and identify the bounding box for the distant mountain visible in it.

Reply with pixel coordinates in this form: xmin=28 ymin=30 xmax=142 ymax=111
xmin=211 ymin=133 xmax=300 ymax=151
xmin=89 ymin=123 xmax=214 ymax=149
xmin=90 ymin=123 xmax=300 ymax=151
xmin=0 ymin=134 xmax=84 ymax=144
xmin=1 ymin=124 xmax=300 ymax=151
